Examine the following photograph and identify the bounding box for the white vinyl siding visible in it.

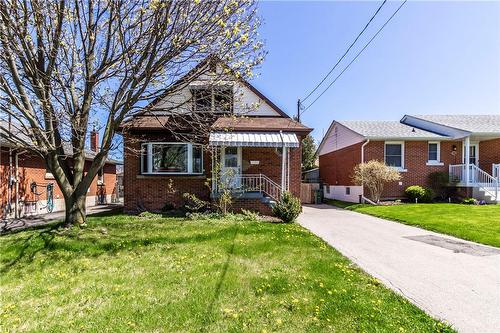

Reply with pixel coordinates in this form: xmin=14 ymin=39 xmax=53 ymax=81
xmin=318 ymin=123 xmax=364 ymax=155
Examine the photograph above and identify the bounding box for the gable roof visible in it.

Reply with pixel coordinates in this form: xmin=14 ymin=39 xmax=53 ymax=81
xmin=401 ymin=114 xmax=500 ymax=135
xmin=336 ymin=120 xmax=444 ymax=139
xmin=142 ymin=56 xmax=289 ymax=118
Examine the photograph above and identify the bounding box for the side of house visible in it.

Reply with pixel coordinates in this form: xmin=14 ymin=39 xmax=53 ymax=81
xmin=318 ymin=115 xmax=500 ymax=203
xmin=120 ymin=58 xmax=312 ymax=215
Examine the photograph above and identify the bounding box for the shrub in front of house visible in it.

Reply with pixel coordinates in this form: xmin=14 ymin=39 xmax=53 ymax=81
xmin=405 ymin=185 xmax=433 ymax=203
xmin=272 ymin=191 xmax=302 ymax=223
xmin=427 ymin=171 xmax=449 ymax=200
xmin=352 ymin=160 xmax=401 ymax=203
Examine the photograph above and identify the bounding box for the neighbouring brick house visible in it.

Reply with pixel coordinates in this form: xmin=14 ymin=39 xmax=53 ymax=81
xmin=0 ymin=125 xmax=121 ymax=218
xmin=119 ymin=58 xmax=312 ymax=215
xmin=318 ymin=115 xmax=500 ymax=203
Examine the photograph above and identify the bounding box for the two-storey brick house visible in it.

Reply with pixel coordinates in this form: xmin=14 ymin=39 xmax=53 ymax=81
xmin=318 ymin=115 xmax=500 ymax=203
xmin=119 ymin=58 xmax=312 ymax=215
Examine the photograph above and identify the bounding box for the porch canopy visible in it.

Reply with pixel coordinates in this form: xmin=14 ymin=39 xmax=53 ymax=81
xmin=209 ymin=131 xmax=299 ymax=148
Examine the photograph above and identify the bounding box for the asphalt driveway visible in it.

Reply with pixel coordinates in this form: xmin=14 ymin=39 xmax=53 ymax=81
xmin=299 ymin=204 xmax=500 ymax=333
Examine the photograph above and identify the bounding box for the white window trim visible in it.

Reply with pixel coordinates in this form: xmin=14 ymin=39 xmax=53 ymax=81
xmin=141 ymin=142 xmax=203 ymax=175
xmin=426 ymin=141 xmax=444 ymax=166
xmin=97 ymin=167 xmax=104 ymax=185
xmin=384 ymin=141 xmax=407 ymax=172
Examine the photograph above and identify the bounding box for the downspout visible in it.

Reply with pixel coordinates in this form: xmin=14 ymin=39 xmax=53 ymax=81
xmin=360 ymin=139 xmax=370 ymax=204
xmin=361 ymin=139 xmax=370 ymax=164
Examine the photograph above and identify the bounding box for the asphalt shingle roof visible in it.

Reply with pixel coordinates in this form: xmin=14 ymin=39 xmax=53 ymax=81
xmin=410 ymin=115 xmax=500 ymax=134
xmin=212 ymin=116 xmax=312 ymax=133
xmin=337 ymin=120 xmax=444 ymax=139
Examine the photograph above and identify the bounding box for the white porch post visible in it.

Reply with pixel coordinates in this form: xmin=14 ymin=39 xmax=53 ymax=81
xmin=464 ymin=136 xmax=470 ymax=186
xmin=281 ymin=146 xmax=287 ymax=194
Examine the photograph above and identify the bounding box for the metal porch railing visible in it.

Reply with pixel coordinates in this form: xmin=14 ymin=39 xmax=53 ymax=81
xmin=213 ymin=173 xmax=282 ymax=201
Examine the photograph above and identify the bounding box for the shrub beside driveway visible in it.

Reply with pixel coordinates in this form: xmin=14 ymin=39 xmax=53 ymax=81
xmin=0 ymin=214 xmax=453 ymax=332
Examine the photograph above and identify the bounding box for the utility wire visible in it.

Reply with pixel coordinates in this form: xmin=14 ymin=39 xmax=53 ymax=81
xmin=301 ymin=0 xmax=387 ymax=103
xmin=302 ymin=0 xmax=407 ymax=114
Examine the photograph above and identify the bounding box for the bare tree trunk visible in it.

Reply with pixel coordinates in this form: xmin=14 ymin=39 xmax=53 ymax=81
xmin=64 ymin=191 xmax=87 ymax=226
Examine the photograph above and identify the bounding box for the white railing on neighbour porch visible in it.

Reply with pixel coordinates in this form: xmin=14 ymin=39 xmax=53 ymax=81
xmin=493 ymin=164 xmax=500 ymax=179
xmin=449 ymin=164 xmax=499 ymax=200
xmin=214 ymin=174 xmax=282 ymax=201
xmin=449 ymin=164 xmax=466 ymax=184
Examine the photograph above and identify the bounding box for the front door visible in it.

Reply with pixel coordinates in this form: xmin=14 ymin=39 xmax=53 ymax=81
xmin=469 ymin=144 xmax=478 ymax=166
xmin=467 ymin=144 xmax=479 ymax=183
xmin=221 ymin=147 xmax=241 ymax=189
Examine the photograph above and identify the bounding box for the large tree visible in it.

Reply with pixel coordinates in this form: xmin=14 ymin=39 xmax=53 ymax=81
xmin=0 ymin=0 xmax=264 ymax=225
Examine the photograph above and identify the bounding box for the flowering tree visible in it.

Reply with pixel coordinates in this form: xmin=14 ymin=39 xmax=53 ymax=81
xmin=352 ymin=160 xmax=401 ymax=203
xmin=0 ymin=0 xmax=264 ymax=225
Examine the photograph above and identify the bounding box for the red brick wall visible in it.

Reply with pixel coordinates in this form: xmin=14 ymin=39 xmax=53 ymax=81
xmin=242 ymin=142 xmax=302 ymax=198
xmin=0 ymin=147 xmax=117 ymax=217
xmin=123 ymin=132 xmax=304 ymax=214
xmin=319 ymin=140 xmax=468 ymax=200
xmin=319 ymin=142 xmax=363 ymax=186
xmin=364 ymin=140 xmax=463 ymax=199
xmin=122 ymin=133 xmax=211 ymax=212
xmin=229 ymin=198 xmax=273 ymax=215
xmin=479 ymin=138 xmax=500 ymax=174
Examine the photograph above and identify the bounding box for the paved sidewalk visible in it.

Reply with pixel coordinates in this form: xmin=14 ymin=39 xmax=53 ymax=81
xmin=299 ymin=204 xmax=500 ymax=333
xmin=1 ymin=204 xmax=123 ymax=234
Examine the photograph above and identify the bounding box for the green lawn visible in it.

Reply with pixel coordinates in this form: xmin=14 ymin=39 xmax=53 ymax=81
xmin=327 ymin=201 xmax=500 ymax=248
xmin=0 ymin=214 xmax=453 ymax=332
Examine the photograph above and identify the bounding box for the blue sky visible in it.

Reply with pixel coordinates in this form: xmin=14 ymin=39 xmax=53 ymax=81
xmin=252 ymin=1 xmax=500 ymax=142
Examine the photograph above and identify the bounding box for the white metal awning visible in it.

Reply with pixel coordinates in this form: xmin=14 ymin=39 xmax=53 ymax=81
xmin=209 ymin=132 xmax=299 ymax=148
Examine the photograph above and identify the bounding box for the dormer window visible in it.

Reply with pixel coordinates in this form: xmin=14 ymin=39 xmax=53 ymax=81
xmin=191 ymin=85 xmax=233 ymax=113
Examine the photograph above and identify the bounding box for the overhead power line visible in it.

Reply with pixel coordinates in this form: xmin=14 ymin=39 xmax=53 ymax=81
xmin=301 ymin=0 xmax=387 ymax=103
xmin=301 ymin=0 xmax=407 ymax=114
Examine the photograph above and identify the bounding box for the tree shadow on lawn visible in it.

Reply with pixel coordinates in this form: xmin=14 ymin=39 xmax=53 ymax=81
xmin=201 ymin=224 xmax=239 ymax=331
xmin=0 ymin=217 xmax=258 ymax=275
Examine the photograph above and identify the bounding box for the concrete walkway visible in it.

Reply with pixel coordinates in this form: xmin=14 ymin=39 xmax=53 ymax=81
xmin=299 ymin=204 xmax=500 ymax=333
xmin=0 ymin=204 xmax=123 ymax=234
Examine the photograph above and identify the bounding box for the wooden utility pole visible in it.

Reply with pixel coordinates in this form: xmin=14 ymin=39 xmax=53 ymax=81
xmin=297 ymin=99 xmax=301 ymax=123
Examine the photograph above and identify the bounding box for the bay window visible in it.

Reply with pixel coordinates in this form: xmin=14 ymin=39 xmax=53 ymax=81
xmin=385 ymin=142 xmax=404 ymax=170
xmin=141 ymin=143 xmax=203 ymax=174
